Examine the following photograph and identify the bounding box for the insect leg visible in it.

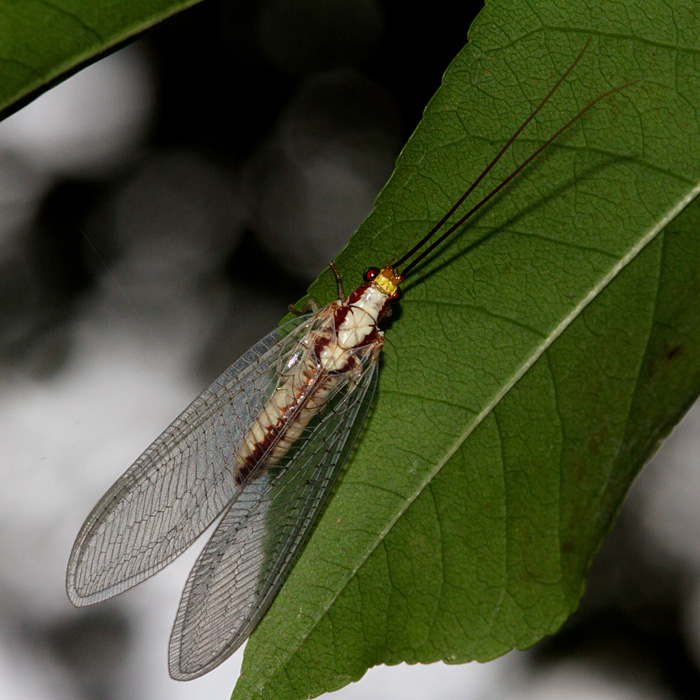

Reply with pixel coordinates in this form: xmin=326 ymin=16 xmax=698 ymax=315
xmin=289 ymin=299 xmax=320 ymax=315
xmin=329 ymin=260 xmax=345 ymax=302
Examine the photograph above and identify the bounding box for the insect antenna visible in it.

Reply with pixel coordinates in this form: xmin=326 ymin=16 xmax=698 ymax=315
xmin=393 ymin=42 xmax=637 ymax=279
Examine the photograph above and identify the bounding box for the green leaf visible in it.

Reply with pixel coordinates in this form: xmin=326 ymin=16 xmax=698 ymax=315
xmin=233 ymin=1 xmax=700 ymax=699
xmin=0 ymin=0 xmax=202 ymax=119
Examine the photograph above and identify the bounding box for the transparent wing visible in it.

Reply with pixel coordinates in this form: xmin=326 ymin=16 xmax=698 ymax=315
xmin=66 ymin=312 xmax=322 ymax=606
xmin=168 ymin=346 xmax=380 ymax=680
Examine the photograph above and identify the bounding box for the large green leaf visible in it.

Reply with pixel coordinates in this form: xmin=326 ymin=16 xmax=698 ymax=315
xmin=232 ymin=1 xmax=700 ymax=699
xmin=0 ymin=0 xmax=202 ymax=119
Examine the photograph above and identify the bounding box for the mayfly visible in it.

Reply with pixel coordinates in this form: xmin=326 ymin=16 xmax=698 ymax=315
xmin=66 ymin=41 xmax=633 ymax=680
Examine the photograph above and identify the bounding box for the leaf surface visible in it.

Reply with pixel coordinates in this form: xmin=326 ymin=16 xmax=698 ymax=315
xmin=0 ymin=0 xmax=202 ymax=119
xmin=233 ymin=1 xmax=700 ymax=698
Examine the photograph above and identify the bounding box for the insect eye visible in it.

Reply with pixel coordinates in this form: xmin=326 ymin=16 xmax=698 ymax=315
xmin=363 ymin=267 xmax=380 ymax=282
xmin=390 ymin=287 xmax=402 ymax=303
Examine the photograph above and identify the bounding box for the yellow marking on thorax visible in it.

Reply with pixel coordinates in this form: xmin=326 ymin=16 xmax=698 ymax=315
xmin=374 ymin=266 xmax=402 ymax=297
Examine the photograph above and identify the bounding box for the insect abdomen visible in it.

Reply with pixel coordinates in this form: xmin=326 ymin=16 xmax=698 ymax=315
xmin=233 ymin=369 xmax=338 ymax=485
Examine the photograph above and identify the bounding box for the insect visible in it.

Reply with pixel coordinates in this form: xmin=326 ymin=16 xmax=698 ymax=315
xmin=66 ymin=41 xmax=632 ymax=680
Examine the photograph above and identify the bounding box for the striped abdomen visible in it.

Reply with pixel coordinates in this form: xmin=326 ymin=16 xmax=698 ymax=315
xmin=232 ymin=351 xmax=340 ymax=485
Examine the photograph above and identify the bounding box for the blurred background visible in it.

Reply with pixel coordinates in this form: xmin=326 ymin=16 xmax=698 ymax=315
xmin=0 ymin=1 xmax=699 ymax=698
